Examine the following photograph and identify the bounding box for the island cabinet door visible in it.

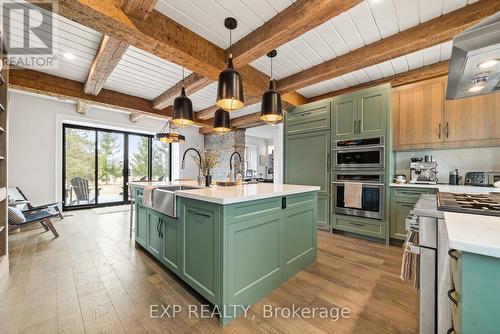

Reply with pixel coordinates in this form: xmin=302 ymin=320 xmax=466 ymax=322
xmin=161 ymin=214 xmax=179 ymax=273
xmin=283 ymin=193 xmax=317 ymax=279
xmin=147 ymin=211 xmax=163 ymax=260
xmin=181 ymin=200 xmax=221 ymax=305
xmin=135 ymin=203 xmax=148 ymax=247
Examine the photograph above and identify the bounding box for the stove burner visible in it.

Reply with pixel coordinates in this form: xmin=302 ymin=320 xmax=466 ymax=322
xmin=437 ymin=192 xmax=500 ymax=217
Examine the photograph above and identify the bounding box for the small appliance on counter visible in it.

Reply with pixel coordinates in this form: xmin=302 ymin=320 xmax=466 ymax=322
xmin=465 ymin=171 xmax=500 ymax=186
xmin=449 ymin=169 xmax=462 ymax=185
xmin=409 ymin=156 xmax=438 ymax=184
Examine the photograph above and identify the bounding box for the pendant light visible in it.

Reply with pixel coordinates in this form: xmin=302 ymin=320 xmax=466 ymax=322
xmin=155 ymin=120 xmax=185 ymax=143
xmin=172 ymin=67 xmax=194 ymax=126
xmin=260 ymin=50 xmax=283 ymax=125
xmin=216 ymin=17 xmax=244 ymax=111
xmin=213 ymin=108 xmax=231 ymax=134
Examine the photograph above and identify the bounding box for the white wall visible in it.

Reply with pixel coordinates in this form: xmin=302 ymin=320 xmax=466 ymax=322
xmin=8 ymin=91 xmax=204 ymax=206
xmin=395 ymin=147 xmax=500 ymax=184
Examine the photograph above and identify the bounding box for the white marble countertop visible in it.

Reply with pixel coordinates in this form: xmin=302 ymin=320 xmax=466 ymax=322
xmin=130 ymin=181 xmax=320 ymax=205
xmin=390 ymin=183 xmax=500 ymax=194
xmin=444 ymin=212 xmax=500 ymax=258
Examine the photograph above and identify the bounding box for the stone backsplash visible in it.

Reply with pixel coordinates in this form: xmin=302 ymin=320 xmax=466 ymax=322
xmin=204 ymin=129 xmax=245 ymax=181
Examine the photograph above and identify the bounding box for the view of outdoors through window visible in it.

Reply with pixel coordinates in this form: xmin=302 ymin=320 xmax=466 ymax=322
xmin=64 ymin=126 xmax=170 ymax=208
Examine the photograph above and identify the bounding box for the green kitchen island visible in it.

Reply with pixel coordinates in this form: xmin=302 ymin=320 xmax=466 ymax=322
xmin=130 ymin=182 xmax=320 ymax=324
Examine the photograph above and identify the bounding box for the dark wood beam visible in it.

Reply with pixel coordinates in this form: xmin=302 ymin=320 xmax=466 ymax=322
xmin=84 ymin=35 xmax=128 ymax=95
xmin=153 ymin=73 xmax=212 ymax=109
xmin=121 ymin=0 xmax=158 ymax=21
xmin=308 ymin=61 xmax=450 ymax=102
xmin=276 ymin=0 xmax=500 ymax=93
xmin=231 ymin=0 xmax=363 ymax=67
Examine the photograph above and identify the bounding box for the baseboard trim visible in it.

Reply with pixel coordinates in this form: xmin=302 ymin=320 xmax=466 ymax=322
xmin=0 ymin=255 xmax=9 ymax=297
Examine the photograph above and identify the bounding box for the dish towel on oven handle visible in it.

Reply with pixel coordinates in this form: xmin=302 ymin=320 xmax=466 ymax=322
xmin=343 ymin=182 xmax=363 ymax=209
xmin=400 ymin=228 xmax=420 ymax=290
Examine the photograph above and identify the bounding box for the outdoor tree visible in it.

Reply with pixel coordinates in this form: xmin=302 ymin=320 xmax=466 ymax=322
xmin=130 ymin=138 xmax=170 ymax=180
xmin=65 ymin=129 xmax=95 ymax=181
xmin=98 ymin=132 xmax=122 ymax=184
xmin=130 ymin=137 xmax=149 ymax=179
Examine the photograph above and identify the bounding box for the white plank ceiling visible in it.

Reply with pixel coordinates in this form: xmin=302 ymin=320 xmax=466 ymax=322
xmin=250 ymin=0 xmax=477 ymax=80
xmin=4 ymin=1 xmax=102 ymax=82
xmin=154 ymin=0 xmax=296 ymax=49
xmin=297 ymin=41 xmax=453 ymax=98
xmin=104 ymin=46 xmax=192 ymax=100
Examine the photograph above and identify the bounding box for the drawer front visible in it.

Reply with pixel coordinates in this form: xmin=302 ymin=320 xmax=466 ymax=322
xmin=393 ymin=187 xmax=436 ymax=200
xmin=333 ymin=217 xmax=385 ymax=238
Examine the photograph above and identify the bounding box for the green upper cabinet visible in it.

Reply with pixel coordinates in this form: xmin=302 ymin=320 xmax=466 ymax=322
xmin=358 ymin=89 xmax=387 ymax=136
xmin=332 ymin=85 xmax=389 ymax=140
xmin=284 ymin=131 xmax=330 ymax=195
xmin=285 ymin=100 xmax=330 ymax=135
xmin=333 ymin=95 xmax=357 ymax=139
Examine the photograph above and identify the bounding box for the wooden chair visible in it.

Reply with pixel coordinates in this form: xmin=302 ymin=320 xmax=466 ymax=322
xmin=8 ymin=207 xmax=59 ymax=238
xmin=69 ymin=177 xmax=100 ymax=205
xmin=8 ymin=187 xmax=63 ymax=219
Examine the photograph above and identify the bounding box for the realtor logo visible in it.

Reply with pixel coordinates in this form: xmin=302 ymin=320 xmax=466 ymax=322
xmin=1 ymin=0 xmax=59 ymax=68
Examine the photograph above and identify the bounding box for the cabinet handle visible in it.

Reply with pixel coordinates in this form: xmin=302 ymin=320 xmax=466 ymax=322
xmin=447 ymin=288 xmax=458 ymax=306
xmin=358 ymin=120 xmax=362 ymax=134
xmin=301 ymin=112 xmax=311 ymax=117
xmin=351 ymin=222 xmax=366 ymax=227
xmin=156 ymin=220 xmax=160 ymax=236
xmin=448 ymin=249 xmax=459 ymax=261
xmin=188 ymin=209 xmax=210 ymax=218
xmin=447 ymin=328 xmax=456 ymax=334
xmin=445 ymin=122 xmax=449 ymax=138
xmin=353 ymin=120 xmax=357 ymax=134
xmin=327 ymin=152 xmax=330 ymax=172
xmin=438 ymin=123 xmax=442 ymax=139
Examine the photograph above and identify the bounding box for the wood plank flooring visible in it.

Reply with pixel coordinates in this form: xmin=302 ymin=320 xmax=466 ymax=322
xmin=0 ymin=208 xmax=418 ymax=333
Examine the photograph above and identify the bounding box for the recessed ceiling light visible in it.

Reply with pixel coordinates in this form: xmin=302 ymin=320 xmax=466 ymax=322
xmin=469 ymin=85 xmax=485 ymax=93
xmin=478 ymin=59 xmax=499 ymax=69
xmin=64 ymin=52 xmax=75 ymax=60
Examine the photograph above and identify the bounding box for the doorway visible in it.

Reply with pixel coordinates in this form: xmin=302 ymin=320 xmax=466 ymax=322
xmin=62 ymin=124 xmax=171 ymax=210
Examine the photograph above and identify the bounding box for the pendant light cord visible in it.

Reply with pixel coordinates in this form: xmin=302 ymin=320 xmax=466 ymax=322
xmin=182 ymin=66 xmax=185 ymax=87
xmin=270 ymin=56 xmax=273 ymax=80
xmin=229 ymin=28 xmax=232 ymax=56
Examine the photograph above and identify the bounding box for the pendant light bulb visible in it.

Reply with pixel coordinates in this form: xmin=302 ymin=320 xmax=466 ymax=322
xmin=172 ymin=67 xmax=194 ymax=126
xmin=216 ymin=17 xmax=244 ymax=112
xmin=260 ymin=50 xmax=283 ymax=125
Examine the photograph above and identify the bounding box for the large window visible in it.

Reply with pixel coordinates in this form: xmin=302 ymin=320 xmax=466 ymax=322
xmin=63 ymin=124 xmax=171 ymax=210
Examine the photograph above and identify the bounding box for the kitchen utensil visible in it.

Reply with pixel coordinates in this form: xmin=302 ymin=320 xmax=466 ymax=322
xmin=449 ymin=169 xmax=462 ymax=185
xmin=394 ymin=174 xmax=407 ymax=184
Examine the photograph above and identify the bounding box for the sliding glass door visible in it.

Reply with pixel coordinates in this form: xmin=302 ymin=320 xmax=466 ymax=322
xmin=63 ymin=124 xmax=171 ymax=210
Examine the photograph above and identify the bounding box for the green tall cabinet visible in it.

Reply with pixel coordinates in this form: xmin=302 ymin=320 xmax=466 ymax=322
xmin=284 ymin=100 xmax=331 ymax=229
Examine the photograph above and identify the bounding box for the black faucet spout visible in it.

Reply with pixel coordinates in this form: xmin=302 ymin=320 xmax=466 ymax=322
xmin=229 ymin=151 xmax=242 ymax=171
xmin=182 ymin=148 xmax=202 ymax=170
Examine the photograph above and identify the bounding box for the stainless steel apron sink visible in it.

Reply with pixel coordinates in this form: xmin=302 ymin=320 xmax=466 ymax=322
xmin=147 ymin=185 xmax=199 ymax=217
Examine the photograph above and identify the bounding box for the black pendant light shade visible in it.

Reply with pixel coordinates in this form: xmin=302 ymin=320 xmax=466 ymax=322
xmin=213 ymin=108 xmax=231 ymax=134
xmin=260 ymin=50 xmax=283 ymax=125
xmin=216 ymin=17 xmax=244 ymax=111
xmin=172 ymin=86 xmax=194 ymax=126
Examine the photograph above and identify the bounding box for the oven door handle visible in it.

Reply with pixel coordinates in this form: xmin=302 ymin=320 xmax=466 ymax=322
xmin=332 ymin=145 xmax=385 ymax=151
xmin=332 ymin=181 xmax=385 ymax=187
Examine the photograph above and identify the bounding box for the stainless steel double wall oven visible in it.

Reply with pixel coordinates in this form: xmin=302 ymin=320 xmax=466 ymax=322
xmin=332 ymin=137 xmax=386 ymax=220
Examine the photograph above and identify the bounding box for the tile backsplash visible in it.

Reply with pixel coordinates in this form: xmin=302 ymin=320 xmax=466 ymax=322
xmin=394 ymin=147 xmax=500 ymax=184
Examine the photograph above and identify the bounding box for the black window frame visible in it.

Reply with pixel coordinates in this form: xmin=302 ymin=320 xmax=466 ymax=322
xmin=62 ymin=123 xmax=172 ymax=211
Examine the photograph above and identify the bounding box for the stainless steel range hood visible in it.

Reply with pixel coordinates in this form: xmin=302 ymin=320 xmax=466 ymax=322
xmin=446 ymin=12 xmax=500 ymax=100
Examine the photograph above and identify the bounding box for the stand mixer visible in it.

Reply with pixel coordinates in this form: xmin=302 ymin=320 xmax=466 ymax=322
xmin=409 ymin=156 xmax=438 ymax=184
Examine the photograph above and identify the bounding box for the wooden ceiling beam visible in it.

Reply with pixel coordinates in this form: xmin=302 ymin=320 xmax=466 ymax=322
xmin=276 ymin=0 xmax=500 ymax=93
xmin=231 ymin=0 xmax=363 ymax=67
xmin=308 ymin=61 xmax=451 ymax=102
xmin=121 ymin=0 xmax=158 ymax=21
xmin=84 ymin=35 xmax=129 ymax=95
xmin=153 ymin=72 xmax=212 ymax=110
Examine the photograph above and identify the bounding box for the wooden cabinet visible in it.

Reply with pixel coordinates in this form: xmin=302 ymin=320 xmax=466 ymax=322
xmin=389 ymin=187 xmax=436 ymax=240
xmin=393 ymin=76 xmax=500 ymax=151
xmin=147 ymin=211 xmax=163 ymax=259
xmin=284 ymin=130 xmax=330 ymax=228
xmin=333 ymin=86 xmax=388 ymax=140
xmin=135 ymin=202 xmax=148 ymax=247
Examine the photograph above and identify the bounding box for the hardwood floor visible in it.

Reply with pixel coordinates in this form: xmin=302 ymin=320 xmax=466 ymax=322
xmin=0 ymin=208 xmax=418 ymax=333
